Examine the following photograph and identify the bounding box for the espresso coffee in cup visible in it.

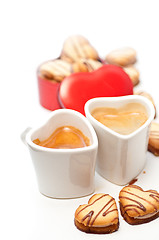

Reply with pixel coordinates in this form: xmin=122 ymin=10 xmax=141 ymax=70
xmin=91 ymin=102 xmax=148 ymax=135
xmin=33 ymin=126 xmax=90 ymax=149
xmin=85 ymin=96 xmax=155 ymax=185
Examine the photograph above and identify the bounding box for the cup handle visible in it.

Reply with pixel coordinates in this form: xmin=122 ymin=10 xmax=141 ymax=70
xmin=21 ymin=127 xmax=32 ymax=146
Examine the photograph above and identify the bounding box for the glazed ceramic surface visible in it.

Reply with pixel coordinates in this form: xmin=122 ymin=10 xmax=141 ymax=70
xmin=22 ymin=109 xmax=98 ymax=198
xmin=85 ymin=95 xmax=155 ymax=185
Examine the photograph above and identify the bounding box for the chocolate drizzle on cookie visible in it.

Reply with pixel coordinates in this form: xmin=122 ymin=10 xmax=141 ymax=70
xmin=120 ymin=185 xmax=159 ymax=212
xmin=90 ymin=198 xmax=115 ymax=226
xmin=119 ymin=185 xmax=159 ymax=225
xmin=149 ymin=194 xmax=159 ymax=202
xmin=102 ymin=202 xmax=116 ymax=217
xmin=61 ymin=35 xmax=99 ymax=63
xmin=76 ymin=194 xmax=118 ymax=227
xmin=39 ymin=59 xmax=71 ymax=81
xmin=83 ymin=60 xmax=94 ymax=71
xmin=82 ymin=211 xmax=94 ymax=226
xmin=74 ymin=193 xmax=119 ymax=234
xmin=119 ymin=195 xmax=146 ymax=212
xmin=77 ymin=194 xmax=107 ymax=216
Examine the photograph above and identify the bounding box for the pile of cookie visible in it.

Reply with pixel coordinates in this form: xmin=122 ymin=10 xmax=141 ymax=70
xmin=39 ymin=35 xmax=102 ymax=82
xmin=38 ymin=34 xmax=159 ymax=156
xmin=74 ymin=185 xmax=159 ymax=234
xmin=105 ymin=47 xmax=139 ymax=86
xmin=39 ymin=35 xmax=140 ymax=86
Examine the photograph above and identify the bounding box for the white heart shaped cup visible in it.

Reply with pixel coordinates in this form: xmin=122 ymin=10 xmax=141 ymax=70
xmin=21 ymin=109 xmax=98 ymax=198
xmin=85 ymin=95 xmax=155 ymax=185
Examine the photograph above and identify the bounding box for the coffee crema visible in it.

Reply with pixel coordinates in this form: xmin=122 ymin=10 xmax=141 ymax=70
xmin=91 ymin=103 xmax=148 ymax=135
xmin=33 ymin=126 xmax=90 ymax=149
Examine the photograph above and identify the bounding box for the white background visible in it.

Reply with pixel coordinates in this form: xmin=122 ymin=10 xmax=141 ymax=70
xmin=1 ymin=0 xmax=159 ymax=239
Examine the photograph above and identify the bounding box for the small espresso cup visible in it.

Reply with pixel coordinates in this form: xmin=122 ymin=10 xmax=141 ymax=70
xmin=21 ymin=109 xmax=98 ymax=198
xmin=85 ymin=95 xmax=155 ymax=185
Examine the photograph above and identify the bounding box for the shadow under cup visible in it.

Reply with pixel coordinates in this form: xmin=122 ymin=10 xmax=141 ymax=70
xmin=85 ymin=96 xmax=155 ymax=185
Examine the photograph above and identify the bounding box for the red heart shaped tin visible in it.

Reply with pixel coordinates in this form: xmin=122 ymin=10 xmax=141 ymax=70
xmin=38 ymin=76 xmax=61 ymax=111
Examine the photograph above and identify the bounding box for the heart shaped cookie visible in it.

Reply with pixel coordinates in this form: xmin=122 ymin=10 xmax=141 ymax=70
xmin=148 ymin=122 xmax=159 ymax=156
xmin=119 ymin=185 xmax=159 ymax=225
xmin=59 ymin=65 xmax=133 ymax=115
xmin=74 ymin=193 xmax=119 ymax=234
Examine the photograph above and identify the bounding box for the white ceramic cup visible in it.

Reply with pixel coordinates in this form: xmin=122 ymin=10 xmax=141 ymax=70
xmin=21 ymin=109 xmax=98 ymax=199
xmin=85 ymin=95 xmax=155 ymax=185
